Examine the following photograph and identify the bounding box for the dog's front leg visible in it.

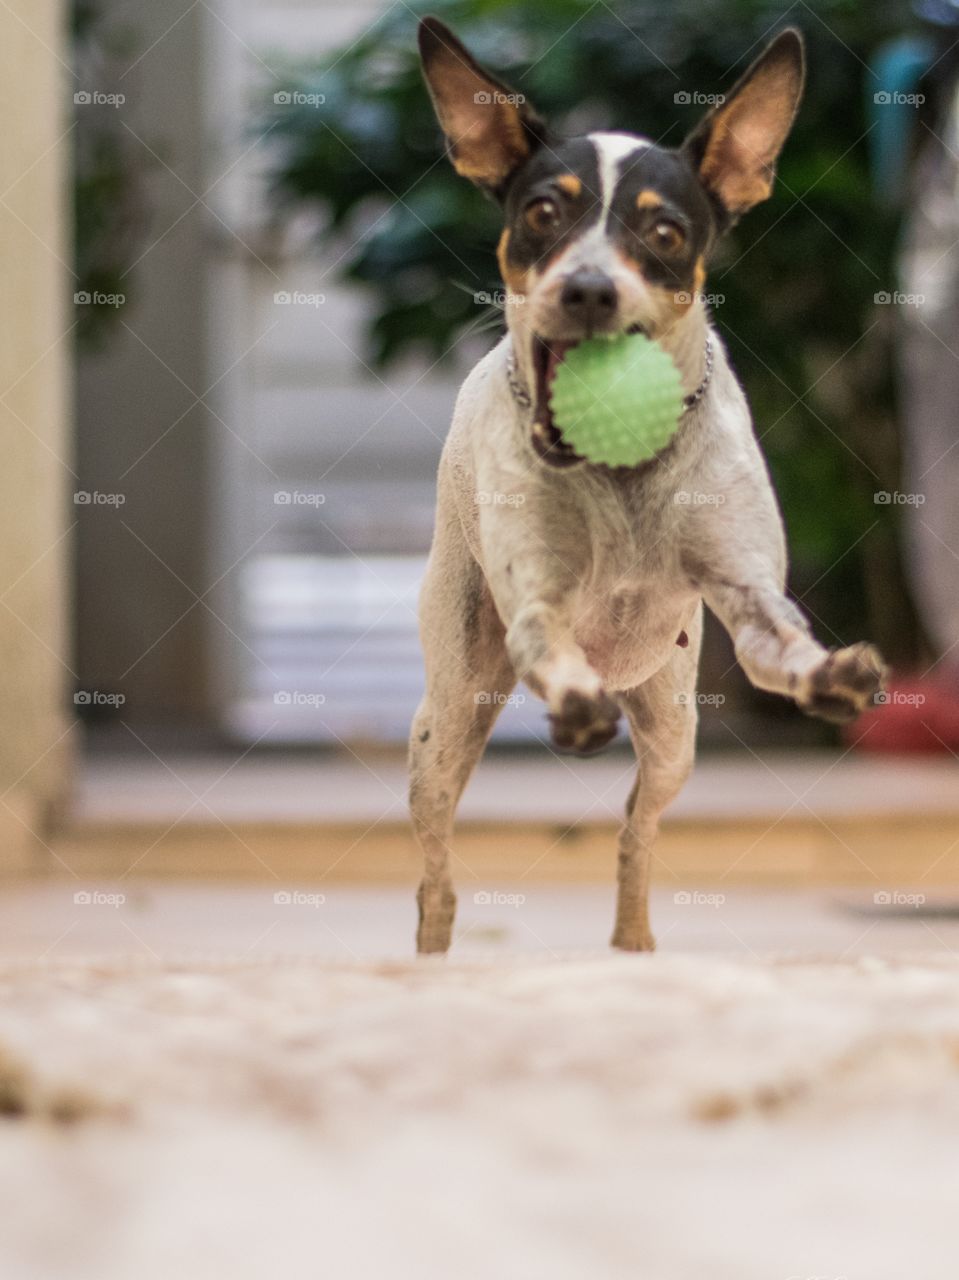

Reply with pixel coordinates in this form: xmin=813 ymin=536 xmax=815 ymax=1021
xmin=506 ymin=600 xmax=622 ymax=752
xmin=682 ymin=464 xmax=885 ymax=722
xmin=698 ymin=576 xmax=884 ymax=722
xmin=480 ymin=503 xmax=621 ymax=753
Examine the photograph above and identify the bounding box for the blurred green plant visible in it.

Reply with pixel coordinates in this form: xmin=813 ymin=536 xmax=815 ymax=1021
xmin=264 ymin=0 xmax=926 ymax=664
xmin=72 ymin=0 xmax=151 ymax=348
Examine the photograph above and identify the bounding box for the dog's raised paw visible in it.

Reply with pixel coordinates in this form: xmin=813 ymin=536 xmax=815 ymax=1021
xmin=798 ymin=642 xmax=886 ymax=724
xmin=549 ymin=687 xmax=621 ymax=754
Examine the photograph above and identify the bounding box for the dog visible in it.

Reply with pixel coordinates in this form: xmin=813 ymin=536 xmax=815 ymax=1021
xmin=409 ymin=16 xmax=885 ymax=954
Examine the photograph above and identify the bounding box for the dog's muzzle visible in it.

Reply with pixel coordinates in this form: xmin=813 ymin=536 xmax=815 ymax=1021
xmin=507 ymin=330 xmax=714 ymax=469
xmin=508 ymin=327 xmax=647 ymax=469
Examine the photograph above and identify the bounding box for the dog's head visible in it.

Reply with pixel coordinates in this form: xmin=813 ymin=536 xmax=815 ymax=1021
xmin=419 ymin=17 xmax=804 ymax=466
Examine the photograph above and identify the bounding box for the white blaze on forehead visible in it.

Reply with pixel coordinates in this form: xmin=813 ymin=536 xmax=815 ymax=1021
xmin=588 ymin=132 xmax=651 ymax=226
xmin=544 ymin=132 xmax=653 ymax=278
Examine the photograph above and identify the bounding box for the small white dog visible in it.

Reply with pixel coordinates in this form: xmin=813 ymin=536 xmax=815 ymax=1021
xmin=409 ymin=17 xmax=885 ymax=954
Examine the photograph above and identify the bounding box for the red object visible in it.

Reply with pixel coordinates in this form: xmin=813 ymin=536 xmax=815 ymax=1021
xmin=843 ymin=673 xmax=959 ymax=754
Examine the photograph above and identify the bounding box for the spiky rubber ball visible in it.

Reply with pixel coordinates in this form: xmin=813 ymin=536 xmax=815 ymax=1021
xmin=549 ymin=332 xmax=684 ymax=467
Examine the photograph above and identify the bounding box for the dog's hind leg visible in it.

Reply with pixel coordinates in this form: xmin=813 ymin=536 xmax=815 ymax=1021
xmin=611 ymin=606 xmax=702 ymax=952
xmin=410 ymin=521 xmax=516 ymax=955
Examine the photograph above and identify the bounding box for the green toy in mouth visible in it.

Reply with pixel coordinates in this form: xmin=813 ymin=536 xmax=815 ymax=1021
xmin=548 ymin=331 xmax=685 ymax=468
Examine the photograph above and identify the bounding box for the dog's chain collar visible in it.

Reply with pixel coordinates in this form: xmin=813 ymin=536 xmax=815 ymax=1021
xmin=506 ymin=335 xmax=714 ymax=415
xmin=682 ymin=335 xmax=713 ymax=411
xmin=505 ymin=349 xmax=533 ymax=410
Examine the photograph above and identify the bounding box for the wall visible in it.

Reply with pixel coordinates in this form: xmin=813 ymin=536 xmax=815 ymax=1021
xmin=0 ymin=0 xmax=73 ymax=864
xmin=75 ymin=0 xmax=211 ymax=726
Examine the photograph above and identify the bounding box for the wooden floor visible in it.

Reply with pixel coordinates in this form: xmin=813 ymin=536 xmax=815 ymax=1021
xmin=40 ymin=813 xmax=959 ymax=886
xmin=13 ymin=748 xmax=958 ymax=887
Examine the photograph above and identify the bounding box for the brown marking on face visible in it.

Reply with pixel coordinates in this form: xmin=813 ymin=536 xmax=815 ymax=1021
xmin=613 ymin=245 xmax=645 ymax=281
xmin=613 ymin=245 xmax=677 ymax=301
xmin=612 ymin=247 xmax=700 ymax=319
xmin=497 ymin=227 xmax=530 ymax=294
xmin=556 ymin=173 xmax=582 ymax=198
xmin=693 ymin=256 xmax=706 ymax=295
xmin=496 ymin=228 xmax=510 ymax=278
xmin=636 ymin=189 xmax=663 ymax=211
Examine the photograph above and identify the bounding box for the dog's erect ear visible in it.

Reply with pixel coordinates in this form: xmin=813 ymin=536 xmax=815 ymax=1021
xmin=418 ymin=16 xmax=545 ymax=194
xmin=684 ymin=28 xmax=805 ymax=221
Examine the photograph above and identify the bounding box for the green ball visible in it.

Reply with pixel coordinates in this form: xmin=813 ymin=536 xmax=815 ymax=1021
xmin=550 ymin=332 xmax=685 ymax=467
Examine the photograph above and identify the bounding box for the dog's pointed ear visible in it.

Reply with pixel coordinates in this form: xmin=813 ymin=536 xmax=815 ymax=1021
xmin=684 ymin=28 xmax=805 ymax=222
xmin=418 ymin=16 xmax=546 ymax=195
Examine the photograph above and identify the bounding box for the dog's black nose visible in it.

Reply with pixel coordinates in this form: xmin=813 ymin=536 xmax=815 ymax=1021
xmin=560 ymin=269 xmax=618 ymax=331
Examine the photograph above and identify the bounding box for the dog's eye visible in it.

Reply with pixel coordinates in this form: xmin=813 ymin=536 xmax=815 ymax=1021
xmin=524 ymin=197 xmax=562 ymax=234
xmin=647 ymin=220 xmax=686 ymax=255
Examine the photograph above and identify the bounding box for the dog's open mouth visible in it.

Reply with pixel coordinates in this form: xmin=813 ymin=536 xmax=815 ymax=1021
xmin=529 ymin=326 xmax=645 ymax=468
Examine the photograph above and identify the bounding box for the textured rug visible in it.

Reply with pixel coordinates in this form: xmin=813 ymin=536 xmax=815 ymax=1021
xmin=1 ymin=952 xmax=958 ymax=1279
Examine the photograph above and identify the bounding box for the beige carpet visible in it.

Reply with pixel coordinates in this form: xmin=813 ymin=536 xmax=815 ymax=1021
xmin=1 ymin=952 xmax=958 ymax=1279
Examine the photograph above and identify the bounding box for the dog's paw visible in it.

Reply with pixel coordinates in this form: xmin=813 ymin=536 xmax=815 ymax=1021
xmin=416 ymin=882 xmax=455 ymax=955
xmin=548 ymin=686 xmax=621 ymax=754
xmin=797 ymin=642 xmax=886 ymax=724
xmin=611 ymin=926 xmax=656 ymax=953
